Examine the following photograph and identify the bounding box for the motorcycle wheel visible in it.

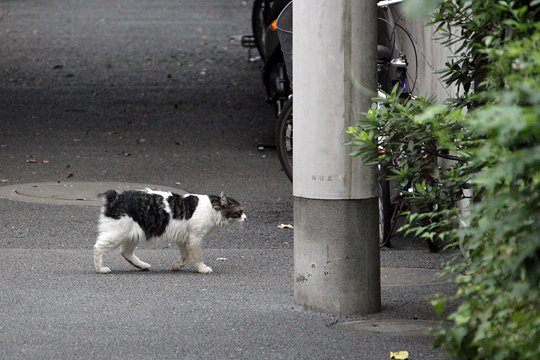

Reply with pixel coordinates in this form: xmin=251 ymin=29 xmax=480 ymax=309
xmin=276 ymin=97 xmax=293 ymax=182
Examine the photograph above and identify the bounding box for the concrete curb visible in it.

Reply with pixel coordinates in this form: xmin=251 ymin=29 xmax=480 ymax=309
xmin=332 ymin=319 xmax=443 ymax=337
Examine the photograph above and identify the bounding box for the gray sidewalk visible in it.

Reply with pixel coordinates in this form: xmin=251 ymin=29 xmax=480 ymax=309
xmin=0 ymin=1 xmax=454 ymax=358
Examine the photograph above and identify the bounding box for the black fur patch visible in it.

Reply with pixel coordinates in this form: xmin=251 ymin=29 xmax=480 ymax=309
xmin=100 ymin=190 xmax=170 ymax=238
xmin=167 ymin=194 xmax=199 ymax=220
xmin=209 ymin=195 xmax=223 ymax=210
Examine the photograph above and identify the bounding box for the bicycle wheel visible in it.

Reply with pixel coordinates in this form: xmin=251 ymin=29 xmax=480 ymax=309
xmin=251 ymin=0 xmax=272 ymax=62
xmin=276 ymin=97 xmax=293 ymax=181
xmin=378 ymin=168 xmax=393 ymax=247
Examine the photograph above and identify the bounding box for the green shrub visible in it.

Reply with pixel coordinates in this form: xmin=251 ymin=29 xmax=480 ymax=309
xmin=349 ymin=1 xmax=540 ymax=358
xmin=347 ymin=88 xmax=470 ymax=250
xmin=432 ymin=26 xmax=540 ymax=360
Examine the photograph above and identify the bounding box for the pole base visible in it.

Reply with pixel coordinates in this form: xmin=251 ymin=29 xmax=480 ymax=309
xmin=294 ymin=196 xmax=381 ymax=315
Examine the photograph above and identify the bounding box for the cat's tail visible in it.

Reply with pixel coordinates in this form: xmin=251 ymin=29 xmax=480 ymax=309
xmin=97 ymin=190 xmax=119 ymax=206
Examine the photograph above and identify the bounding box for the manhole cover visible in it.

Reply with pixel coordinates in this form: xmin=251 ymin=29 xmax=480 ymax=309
xmin=332 ymin=319 xmax=442 ymax=337
xmin=381 ymin=267 xmax=449 ymax=287
xmin=0 ymin=182 xmax=186 ymax=206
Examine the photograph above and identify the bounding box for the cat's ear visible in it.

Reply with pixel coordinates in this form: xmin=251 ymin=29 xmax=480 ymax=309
xmin=220 ymin=191 xmax=228 ymax=206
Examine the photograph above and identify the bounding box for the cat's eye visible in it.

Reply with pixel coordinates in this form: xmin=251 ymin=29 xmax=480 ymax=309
xmin=227 ymin=210 xmax=243 ymax=219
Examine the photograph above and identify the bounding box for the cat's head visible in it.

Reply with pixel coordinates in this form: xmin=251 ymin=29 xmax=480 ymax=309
xmin=212 ymin=192 xmax=246 ymax=224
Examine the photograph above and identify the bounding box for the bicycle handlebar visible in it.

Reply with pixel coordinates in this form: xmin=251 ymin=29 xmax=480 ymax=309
xmin=377 ymin=0 xmax=404 ymax=7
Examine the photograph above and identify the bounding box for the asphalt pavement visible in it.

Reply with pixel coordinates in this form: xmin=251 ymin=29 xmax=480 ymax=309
xmin=0 ymin=1 xmax=454 ymax=359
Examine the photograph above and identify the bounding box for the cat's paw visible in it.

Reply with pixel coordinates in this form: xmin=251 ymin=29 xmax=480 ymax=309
xmin=196 ymin=264 xmax=213 ymax=274
xmin=171 ymin=259 xmax=188 ymax=271
xmin=138 ymin=263 xmax=151 ymax=271
xmin=96 ymin=267 xmax=112 ymax=274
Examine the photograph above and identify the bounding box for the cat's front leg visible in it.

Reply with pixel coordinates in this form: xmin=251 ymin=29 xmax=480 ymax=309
xmin=171 ymin=241 xmax=189 ymax=271
xmin=187 ymin=237 xmax=212 ymax=274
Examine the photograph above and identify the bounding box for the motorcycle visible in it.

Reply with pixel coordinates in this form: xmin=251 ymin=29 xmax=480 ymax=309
xmin=243 ymin=0 xmax=292 ymax=116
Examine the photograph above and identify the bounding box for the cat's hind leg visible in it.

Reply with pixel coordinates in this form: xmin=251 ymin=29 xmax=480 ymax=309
xmin=93 ymin=234 xmax=122 ymax=274
xmin=121 ymin=240 xmax=151 ymax=271
xmin=171 ymin=241 xmax=189 ymax=271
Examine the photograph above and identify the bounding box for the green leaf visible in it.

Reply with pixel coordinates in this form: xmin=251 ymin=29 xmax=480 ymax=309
xmin=432 ymin=298 xmax=449 ymax=316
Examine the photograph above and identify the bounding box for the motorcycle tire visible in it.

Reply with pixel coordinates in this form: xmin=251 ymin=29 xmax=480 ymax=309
xmin=275 ymin=97 xmax=293 ymax=182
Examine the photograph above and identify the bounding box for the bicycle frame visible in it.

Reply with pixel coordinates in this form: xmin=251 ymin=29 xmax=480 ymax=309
xmin=378 ymin=0 xmax=416 ymax=96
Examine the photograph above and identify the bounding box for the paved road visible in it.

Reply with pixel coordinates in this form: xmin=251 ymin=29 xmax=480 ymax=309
xmin=0 ymin=1 xmax=453 ymax=359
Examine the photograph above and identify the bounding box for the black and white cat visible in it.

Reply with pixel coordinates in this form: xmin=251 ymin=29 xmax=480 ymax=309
xmin=93 ymin=188 xmax=246 ymax=274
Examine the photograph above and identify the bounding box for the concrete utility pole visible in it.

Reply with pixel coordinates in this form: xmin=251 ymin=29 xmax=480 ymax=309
xmin=293 ymin=0 xmax=380 ymax=314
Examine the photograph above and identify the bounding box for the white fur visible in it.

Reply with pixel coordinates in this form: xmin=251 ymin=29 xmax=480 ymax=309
xmin=93 ymin=191 xmax=244 ymax=274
